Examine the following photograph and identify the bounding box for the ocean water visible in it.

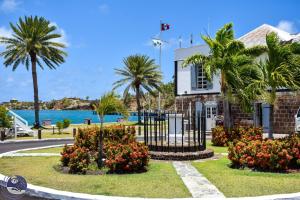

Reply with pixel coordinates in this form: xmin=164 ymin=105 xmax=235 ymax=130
xmin=13 ymin=110 xmax=138 ymax=125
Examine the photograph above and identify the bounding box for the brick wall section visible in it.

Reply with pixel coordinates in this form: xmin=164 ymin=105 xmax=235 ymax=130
xmin=175 ymin=91 xmax=300 ymax=134
xmin=273 ymin=92 xmax=300 ymax=134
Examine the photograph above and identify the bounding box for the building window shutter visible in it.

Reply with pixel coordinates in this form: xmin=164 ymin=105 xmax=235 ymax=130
xmin=191 ymin=65 xmax=197 ymax=90
xmin=207 ymin=79 xmax=213 ymax=89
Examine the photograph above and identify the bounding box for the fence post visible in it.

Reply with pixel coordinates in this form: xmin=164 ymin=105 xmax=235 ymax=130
xmin=167 ymin=111 xmax=170 ymax=152
xmin=175 ymin=112 xmax=177 ymax=153
xmin=38 ymin=129 xmax=42 ymax=139
xmin=1 ymin=130 xmax=5 ymax=141
xmin=201 ymin=103 xmax=206 ymax=150
xmin=181 ymin=113 xmax=184 ymax=153
xmin=73 ymin=128 xmax=77 ymax=138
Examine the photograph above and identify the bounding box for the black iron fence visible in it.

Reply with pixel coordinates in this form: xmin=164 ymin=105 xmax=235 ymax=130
xmin=143 ymin=108 xmax=206 ymax=152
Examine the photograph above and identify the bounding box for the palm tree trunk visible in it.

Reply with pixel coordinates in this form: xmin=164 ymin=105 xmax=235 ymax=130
xmin=223 ymin=89 xmax=233 ymax=131
xmin=268 ymin=104 xmax=274 ymax=138
xmin=30 ymin=53 xmax=40 ymax=128
xmin=136 ymin=86 xmax=142 ymax=124
xmin=98 ymin=116 xmax=104 ymax=169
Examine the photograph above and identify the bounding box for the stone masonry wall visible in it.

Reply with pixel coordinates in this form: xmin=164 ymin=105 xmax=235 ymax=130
xmin=175 ymin=91 xmax=300 ymax=134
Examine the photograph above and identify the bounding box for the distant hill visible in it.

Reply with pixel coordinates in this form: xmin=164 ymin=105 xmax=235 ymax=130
xmin=0 ymin=97 xmax=95 ymax=110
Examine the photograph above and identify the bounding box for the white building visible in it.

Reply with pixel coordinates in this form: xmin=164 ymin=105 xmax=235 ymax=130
xmin=174 ymin=24 xmax=300 ymax=133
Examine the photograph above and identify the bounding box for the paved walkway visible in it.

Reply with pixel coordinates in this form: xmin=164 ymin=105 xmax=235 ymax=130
xmin=173 ymin=161 xmax=225 ymax=198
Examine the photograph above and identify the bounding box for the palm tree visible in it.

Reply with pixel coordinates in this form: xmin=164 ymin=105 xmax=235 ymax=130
xmin=113 ymin=54 xmax=162 ymax=124
xmin=0 ymin=16 xmax=67 ymax=128
xmin=93 ymin=92 xmax=129 ymax=168
xmin=183 ymin=23 xmax=266 ymax=130
xmin=93 ymin=92 xmax=129 ymax=130
xmin=256 ymin=32 xmax=300 ymax=138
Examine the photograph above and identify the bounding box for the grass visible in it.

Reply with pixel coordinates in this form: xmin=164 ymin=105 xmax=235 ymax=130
xmin=192 ymin=157 xmax=300 ymax=197
xmin=18 ymin=147 xmax=63 ymax=153
xmin=0 ymin=157 xmax=190 ymax=198
xmin=206 ymin=140 xmax=228 ymax=154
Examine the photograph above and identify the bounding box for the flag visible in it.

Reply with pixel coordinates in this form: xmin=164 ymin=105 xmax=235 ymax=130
xmin=152 ymin=38 xmax=163 ymax=46
xmin=161 ymin=23 xmax=170 ymax=31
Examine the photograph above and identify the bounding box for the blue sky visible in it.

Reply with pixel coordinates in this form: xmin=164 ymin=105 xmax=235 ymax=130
xmin=0 ymin=0 xmax=299 ymax=102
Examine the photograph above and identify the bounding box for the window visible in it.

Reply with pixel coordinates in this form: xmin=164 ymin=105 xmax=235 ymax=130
xmin=191 ymin=64 xmax=212 ymax=90
xmin=206 ymin=107 xmax=211 ymax=118
xmin=196 ymin=64 xmax=208 ymax=89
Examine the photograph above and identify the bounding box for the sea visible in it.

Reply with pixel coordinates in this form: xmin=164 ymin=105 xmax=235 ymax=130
xmin=13 ymin=110 xmax=138 ymax=126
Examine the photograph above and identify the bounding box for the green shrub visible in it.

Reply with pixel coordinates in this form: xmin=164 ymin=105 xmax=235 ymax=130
xmin=105 ymin=142 xmax=149 ymax=173
xmin=68 ymin=146 xmax=90 ymax=174
xmin=60 ymin=144 xmax=77 ymax=166
xmin=211 ymin=126 xmax=228 ymax=146
xmin=56 ymin=121 xmax=63 ymax=134
xmin=63 ymin=119 xmax=71 ymax=128
xmin=211 ymin=126 xmax=263 ymax=146
xmin=61 ymin=125 xmax=149 ymax=174
xmin=228 ymin=134 xmax=300 ymax=171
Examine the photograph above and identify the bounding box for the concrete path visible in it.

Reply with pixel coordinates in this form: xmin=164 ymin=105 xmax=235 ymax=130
xmin=173 ymin=161 xmax=225 ymax=198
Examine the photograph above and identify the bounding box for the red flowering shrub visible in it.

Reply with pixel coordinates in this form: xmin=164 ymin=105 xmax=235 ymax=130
xmin=75 ymin=126 xmax=100 ymax=152
xmin=60 ymin=125 xmax=149 ymax=174
xmin=105 ymin=142 xmax=149 ymax=173
xmin=211 ymin=126 xmax=228 ymax=146
xmin=60 ymin=144 xmax=77 ymax=166
xmin=212 ymin=126 xmax=263 ymax=146
xmin=228 ymin=134 xmax=300 ymax=171
xmin=68 ymin=146 xmax=90 ymax=174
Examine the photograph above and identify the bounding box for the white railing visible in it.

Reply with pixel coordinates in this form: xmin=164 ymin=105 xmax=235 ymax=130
xmin=8 ymin=110 xmax=28 ymax=127
xmin=7 ymin=109 xmax=33 ymax=138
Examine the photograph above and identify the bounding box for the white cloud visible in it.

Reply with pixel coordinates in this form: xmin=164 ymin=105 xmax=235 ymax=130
xmin=0 ymin=26 xmax=12 ymax=37
xmin=0 ymin=0 xmax=21 ymax=12
xmin=49 ymin=22 xmax=69 ymax=47
xmin=99 ymin=3 xmax=109 ymax=14
xmin=276 ymin=20 xmax=298 ymax=33
xmin=0 ymin=26 xmax=12 ymax=47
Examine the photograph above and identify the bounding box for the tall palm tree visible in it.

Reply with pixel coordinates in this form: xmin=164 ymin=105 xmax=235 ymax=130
xmin=184 ymin=23 xmax=266 ymax=130
xmin=0 ymin=16 xmax=67 ymax=128
xmin=113 ymin=54 xmax=162 ymax=124
xmin=256 ymin=32 xmax=300 ymax=138
xmin=93 ymin=92 xmax=129 ymax=130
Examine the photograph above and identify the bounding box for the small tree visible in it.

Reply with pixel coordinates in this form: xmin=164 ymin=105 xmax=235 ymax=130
xmin=56 ymin=121 xmax=63 ymax=134
xmin=63 ymin=119 xmax=71 ymax=129
xmin=0 ymin=106 xmax=12 ymax=133
xmin=93 ymin=92 xmax=129 ymax=168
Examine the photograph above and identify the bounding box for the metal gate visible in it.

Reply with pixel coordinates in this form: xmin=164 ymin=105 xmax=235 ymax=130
xmin=143 ymin=109 xmax=206 ymax=153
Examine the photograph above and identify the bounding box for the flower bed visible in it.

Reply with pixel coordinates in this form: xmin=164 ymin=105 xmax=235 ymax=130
xmin=211 ymin=126 xmax=263 ymax=146
xmin=228 ymin=134 xmax=300 ymax=171
xmin=60 ymin=125 xmax=149 ymax=174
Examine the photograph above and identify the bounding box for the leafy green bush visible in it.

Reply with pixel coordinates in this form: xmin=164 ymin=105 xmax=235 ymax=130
xmin=0 ymin=106 xmax=12 ymax=129
xmin=63 ymin=119 xmax=71 ymax=128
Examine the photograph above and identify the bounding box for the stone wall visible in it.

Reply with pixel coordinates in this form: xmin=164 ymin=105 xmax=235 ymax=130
xmin=273 ymin=92 xmax=300 ymax=134
xmin=175 ymin=91 xmax=300 ymax=134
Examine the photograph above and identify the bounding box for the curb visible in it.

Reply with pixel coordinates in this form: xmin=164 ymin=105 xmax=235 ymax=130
xmin=0 ymin=138 xmax=74 ymax=144
xmin=0 ymin=146 xmax=299 ymax=200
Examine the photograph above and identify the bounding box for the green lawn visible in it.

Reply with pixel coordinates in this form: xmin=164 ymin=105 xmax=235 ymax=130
xmin=18 ymin=147 xmax=63 ymax=153
xmin=193 ymin=157 xmax=300 ymax=197
xmin=206 ymin=140 xmax=228 ymax=154
xmin=0 ymin=157 xmax=190 ymax=198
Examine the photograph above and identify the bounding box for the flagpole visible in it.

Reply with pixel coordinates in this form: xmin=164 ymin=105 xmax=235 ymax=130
xmin=158 ymin=20 xmax=162 ymax=112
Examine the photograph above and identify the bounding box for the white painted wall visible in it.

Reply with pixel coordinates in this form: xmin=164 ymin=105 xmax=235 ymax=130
xmin=175 ymin=45 xmax=221 ymax=95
